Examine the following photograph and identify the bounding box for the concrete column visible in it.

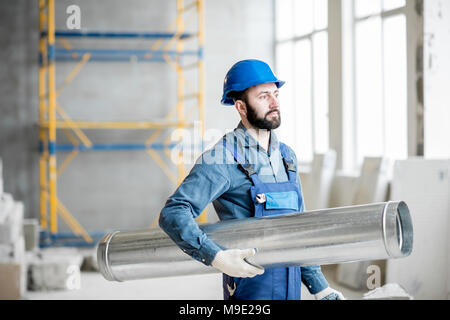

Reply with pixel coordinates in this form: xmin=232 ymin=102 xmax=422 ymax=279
xmin=328 ymin=0 xmax=344 ymax=170
xmin=423 ymin=0 xmax=450 ymax=158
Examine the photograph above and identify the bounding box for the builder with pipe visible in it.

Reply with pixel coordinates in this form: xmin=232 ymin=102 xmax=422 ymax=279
xmin=159 ymin=59 xmax=344 ymax=300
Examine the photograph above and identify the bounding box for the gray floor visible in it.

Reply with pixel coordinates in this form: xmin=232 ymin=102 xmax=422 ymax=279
xmin=23 ymin=264 xmax=366 ymax=300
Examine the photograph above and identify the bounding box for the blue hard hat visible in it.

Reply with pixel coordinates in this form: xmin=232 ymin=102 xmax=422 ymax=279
xmin=221 ymin=59 xmax=285 ymax=106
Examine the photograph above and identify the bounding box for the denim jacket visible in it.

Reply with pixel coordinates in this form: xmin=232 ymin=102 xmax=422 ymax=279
xmin=159 ymin=122 xmax=329 ymax=294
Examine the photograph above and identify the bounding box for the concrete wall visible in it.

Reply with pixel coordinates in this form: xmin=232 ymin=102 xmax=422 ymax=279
xmin=0 ymin=0 xmax=275 ymax=233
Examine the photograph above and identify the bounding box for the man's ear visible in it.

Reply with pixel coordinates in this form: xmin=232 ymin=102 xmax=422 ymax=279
xmin=234 ymin=100 xmax=247 ymax=117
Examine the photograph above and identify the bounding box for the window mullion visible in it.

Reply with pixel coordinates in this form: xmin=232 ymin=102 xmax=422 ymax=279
xmin=310 ymin=34 xmax=316 ymax=155
xmin=351 ymin=0 xmax=358 ymax=169
xmin=381 ymin=14 xmax=387 ymax=156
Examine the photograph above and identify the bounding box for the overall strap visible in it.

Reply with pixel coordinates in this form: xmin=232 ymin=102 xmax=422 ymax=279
xmin=279 ymin=143 xmax=298 ymax=182
xmin=222 ymin=137 xmax=262 ymax=186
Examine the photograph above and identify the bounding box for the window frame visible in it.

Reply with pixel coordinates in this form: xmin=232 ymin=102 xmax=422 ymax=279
xmin=353 ymin=3 xmax=407 ymax=168
xmin=343 ymin=0 xmax=421 ymax=172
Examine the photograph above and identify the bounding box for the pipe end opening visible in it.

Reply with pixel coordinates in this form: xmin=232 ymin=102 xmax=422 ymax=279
xmin=384 ymin=201 xmax=414 ymax=258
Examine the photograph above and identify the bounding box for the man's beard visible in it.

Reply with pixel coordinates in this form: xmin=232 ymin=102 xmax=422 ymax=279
xmin=245 ymin=101 xmax=281 ymax=130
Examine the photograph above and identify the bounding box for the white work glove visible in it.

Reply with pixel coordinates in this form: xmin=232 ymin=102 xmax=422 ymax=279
xmin=211 ymin=248 xmax=265 ymax=278
xmin=314 ymin=287 xmax=345 ymax=300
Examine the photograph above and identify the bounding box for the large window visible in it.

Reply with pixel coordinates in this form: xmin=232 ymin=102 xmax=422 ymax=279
xmin=275 ymin=0 xmax=329 ymax=163
xmin=349 ymin=0 xmax=408 ymax=169
xmin=275 ymin=0 xmax=409 ymax=171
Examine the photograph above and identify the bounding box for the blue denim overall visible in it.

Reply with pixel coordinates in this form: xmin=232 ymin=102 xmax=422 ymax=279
xmin=222 ymin=139 xmax=303 ymax=300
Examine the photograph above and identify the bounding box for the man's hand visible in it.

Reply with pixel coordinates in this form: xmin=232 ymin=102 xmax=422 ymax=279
xmin=211 ymin=248 xmax=265 ymax=278
xmin=314 ymin=287 xmax=345 ymax=300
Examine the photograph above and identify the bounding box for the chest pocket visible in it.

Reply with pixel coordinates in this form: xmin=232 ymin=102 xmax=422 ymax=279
xmin=265 ymin=191 xmax=299 ymax=211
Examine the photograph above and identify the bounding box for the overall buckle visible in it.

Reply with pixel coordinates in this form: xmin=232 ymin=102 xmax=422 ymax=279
xmin=283 ymin=158 xmax=297 ymax=172
xmin=240 ymin=163 xmax=257 ymax=177
xmin=255 ymin=194 xmax=267 ymax=204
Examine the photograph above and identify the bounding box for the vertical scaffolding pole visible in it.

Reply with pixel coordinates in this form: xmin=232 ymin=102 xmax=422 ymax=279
xmin=197 ymin=0 xmax=205 ymax=139
xmin=176 ymin=0 xmax=186 ymax=185
xmin=47 ymin=0 xmax=58 ymax=234
xmin=38 ymin=0 xmax=48 ymax=230
xmin=197 ymin=0 xmax=207 ymax=223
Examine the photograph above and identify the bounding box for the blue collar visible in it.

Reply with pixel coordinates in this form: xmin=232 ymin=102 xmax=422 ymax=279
xmin=235 ymin=121 xmax=280 ymax=157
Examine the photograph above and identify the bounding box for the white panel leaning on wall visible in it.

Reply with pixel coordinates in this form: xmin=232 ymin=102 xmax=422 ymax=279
xmin=386 ymin=159 xmax=450 ymax=300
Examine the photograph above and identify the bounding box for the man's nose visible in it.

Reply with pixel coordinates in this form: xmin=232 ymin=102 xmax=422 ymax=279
xmin=268 ymin=94 xmax=279 ymax=109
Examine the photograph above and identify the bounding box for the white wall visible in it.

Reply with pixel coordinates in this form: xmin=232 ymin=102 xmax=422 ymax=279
xmin=204 ymin=0 xmax=275 ymax=134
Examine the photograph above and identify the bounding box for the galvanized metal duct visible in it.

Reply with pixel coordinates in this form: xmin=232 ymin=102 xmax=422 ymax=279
xmin=97 ymin=201 xmax=413 ymax=282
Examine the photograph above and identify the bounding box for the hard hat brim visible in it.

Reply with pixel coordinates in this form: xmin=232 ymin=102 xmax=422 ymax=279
xmin=221 ymin=79 xmax=285 ymax=106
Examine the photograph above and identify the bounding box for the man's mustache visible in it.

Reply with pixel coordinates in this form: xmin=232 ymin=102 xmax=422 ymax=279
xmin=265 ymin=109 xmax=280 ymax=117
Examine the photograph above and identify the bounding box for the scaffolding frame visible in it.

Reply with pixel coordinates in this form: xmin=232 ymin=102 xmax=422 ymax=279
xmin=38 ymin=0 xmax=206 ymax=246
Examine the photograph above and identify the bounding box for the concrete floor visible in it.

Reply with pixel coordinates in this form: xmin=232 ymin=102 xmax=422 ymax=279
xmin=23 ymin=264 xmax=366 ymax=300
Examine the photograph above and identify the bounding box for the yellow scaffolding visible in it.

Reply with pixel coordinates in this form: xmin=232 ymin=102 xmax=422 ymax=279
xmin=38 ymin=0 xmax=206 ymax=245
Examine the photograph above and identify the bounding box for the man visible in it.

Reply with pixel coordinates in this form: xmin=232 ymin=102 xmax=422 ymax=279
xmin=159 ymin=59 xmax=344 ymax=300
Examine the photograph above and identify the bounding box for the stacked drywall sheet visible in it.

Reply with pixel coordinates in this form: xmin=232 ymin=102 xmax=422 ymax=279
xmin=23 ymin=219 xmax=39 ymax=252
xmin=335 ymin=157 xmax=391 ymax=290
xmin=302 ymin=150 xmax=337 ymax=210
xmin=328 ymin=173 xmax=359 ymax=208
xmin=351 ymin=157 xmax=391 ymax=205
xmin=0 ymin=158 xmax=27 ymax=299
xmin=27 ymin=247 xmax=84 ymax=291
xmin=0 ymin=194 xmax=24 ymax=244
xmin=386 ymin=159 xmax=450 ymax=300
